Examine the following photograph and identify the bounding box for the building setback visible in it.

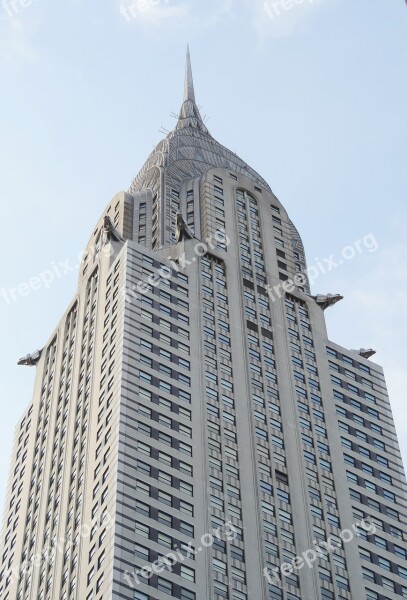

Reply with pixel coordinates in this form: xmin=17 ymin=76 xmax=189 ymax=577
xmin=1 ymin=50 xmax=406 ymax=600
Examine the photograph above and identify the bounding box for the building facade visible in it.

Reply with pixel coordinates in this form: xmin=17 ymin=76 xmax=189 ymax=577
xmin=1 ymin=50 xmax=406 ymax=600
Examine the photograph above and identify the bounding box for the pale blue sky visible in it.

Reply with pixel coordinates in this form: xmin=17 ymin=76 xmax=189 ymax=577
xmin=0 ymin=0 xmax=406 ymax=509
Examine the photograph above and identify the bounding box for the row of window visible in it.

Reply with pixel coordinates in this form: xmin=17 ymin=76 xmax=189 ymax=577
xmin=327 ymin=346 xmax=371 ymax=374
xmin=201 ymin=254 xmax=249 ymax=600
xmin=346 ymin=471 xmax=399 ymax=506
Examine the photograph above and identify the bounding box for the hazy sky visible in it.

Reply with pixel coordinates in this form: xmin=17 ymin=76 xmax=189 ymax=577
xmin=0 ymin=0 xmax=406 ymax=510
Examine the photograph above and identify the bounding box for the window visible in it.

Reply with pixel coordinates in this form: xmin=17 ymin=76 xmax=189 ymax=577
xmin=135 ymin=522 xmax=149 ymax=538
xmin=383 ymin=489 xmax=395 ymax=502
xmin=381 ymin=577 xmax=395 ymax=592
xmin=394 ymin=545 xmax=407 ymax=559
xmin=135 ymin=544 xmax=149 ymax=560
xmin=279 ymin=510 xmax=292 ymax=525
xmin=390 ymin=525 xmax=403 ymax=539
xmin=155 ymin=512 xmax=171 ymax=528
xmin=256 ymin=428 xmax=268 ymax=441
xmin=157 ymin=578 xmax=173 ymax=594
xmin=180 ymin=565 xmax=195 ymax=582
xmin=319 ymin=567 xmax=332 ymax=583
xmin=260 ymin=481 xmax=273 ymax=495
xmin=136 ymin=480 xmax=150 ymax=496
xmin=376 ymin=455 xmax=388 ymax=467
xmin=180 ymin=500 xmax=193 ymax=515
xmin=379 ymin=472 xmax=392 ymax=484
xmin=310 ymin=506 xmax=323 ymax=519
xmin=336 ymin=575 xmax=349 ymax=591
xmin=213 ymin=558 xmax=227 ymax=575
xmin=96 ymin=575 xmax=104 ymax=592
xmin=180 ymin=589 xmax=196 ymax=600
xmin=377 ymin=557 xmax=391 ymax=571
xmin=303 ymin=451 xmax=316 ymax=465
xmin=135 ymin=500 xmax=150 ymax=516
xmin=134 ymin=593 xmax=149 ymax=600
xmin=139 ymin=371 xmax=152 ymax=384
xmin=364 ymin=480 xmax=377 ymax=493
xmin=180 ymin=481 xmax=193 ymax=496
xmin=154 ymin=533 xmax=171 ymax=550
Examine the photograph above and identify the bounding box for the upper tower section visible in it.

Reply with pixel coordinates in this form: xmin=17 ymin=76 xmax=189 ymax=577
xmin=78 ymin=49 xmax=309 ymax=292
xmin=128 ymin=48 xmax=272 ymax=198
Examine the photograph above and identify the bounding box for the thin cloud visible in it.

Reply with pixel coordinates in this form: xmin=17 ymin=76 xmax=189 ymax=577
xmin=117 ymin=0 xmax=332 ymax=35
xmin=118 ymin=0 xmax=236 ymax=29
xmin=199 ymin=0 xmax=236 ymax=28
xmin=118 ymin=1 xmax=191 ymax=26
xmin=116 ymin=0 xmax=334 ymax=37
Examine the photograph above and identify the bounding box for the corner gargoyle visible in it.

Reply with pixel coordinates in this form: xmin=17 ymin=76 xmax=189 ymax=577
xmin=312 ymin=294 xmax=344 ymax=310
xmin=18 ymin=349 xmax=42 ymax=366
xmin=176 ymin=213 xmax=194 ymax=242
xmin=103 ymin=216 xmax=124 ymax=243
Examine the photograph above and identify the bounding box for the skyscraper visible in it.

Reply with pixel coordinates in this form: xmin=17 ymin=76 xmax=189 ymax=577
xmin=1 ymin=49 xmax=406 ymax=600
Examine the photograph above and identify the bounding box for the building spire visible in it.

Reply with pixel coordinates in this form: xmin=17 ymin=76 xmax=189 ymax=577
xmin=176 ymin=46 xmax=209 ymax=134
xmin=184 ymin=45 xmax=196 ymax=103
